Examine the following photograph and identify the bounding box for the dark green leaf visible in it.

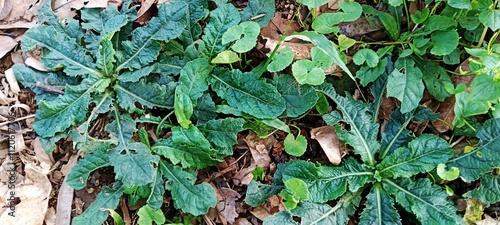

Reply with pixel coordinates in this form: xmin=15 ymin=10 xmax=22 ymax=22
xmin=245 ymin=181 xmax=283 ymax=207
xmin=66 ymin=149 xmax=111 ymax=190
xmin=464 ymin=175 xmax=500 ymax=204
xmin=147 ymin=170 xmax=165 ymax=210
xmin=72 ymin=186 xmax=124 ymax=225
xmin=114 ymin=79 xmax=175 ymax=112
xmin=178 ymin=58 xmax=212 ymax=101
xmin=359 ymin=184 xmax=401 ymax=225
xmin=111 ymin=142 xmax=159 ymax=187
xmin=152 ymin=138 xmax=219 ymax=169
xmin=387 ymin=57 xmax=424 ymax=113
xmin=202 ymin=3 xmax=241 ymax=59
xmin=412 ymin=56 xmax=452 ymax=101
xmin=274 ymin=74 xmax=318 ymax=117
xmin=240 ymin=0 xmax=275 ymax=27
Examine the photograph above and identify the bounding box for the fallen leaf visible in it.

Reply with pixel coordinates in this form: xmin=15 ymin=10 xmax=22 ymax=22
xmin=137 ymin=0 xmax=156 ymax=18
xmin=250 ymin=205 xmax=272 ymax=221
xmin=476 ymin=215 xmax=500 ymax=225
xmin=217 ymin=187 xmax=241 ymax=224
xmin=33 ymin=137 xmax=54 ymax=167
xmin=233 ymin=218 xmax=252 ymax=225
xmin=0 ymin=36 xmax=18 ymax=59
xmin=0 ymin=0 xmax=14 ymax=20
xmin=0 ymin=0 xmax=42 ymax=29
xmin=44 ymin=207 xmax=56 ymax=225
xmin=24 ymin=57 xmax=49 ymax=72
xmin=244 ymin=132 xmax=274 ymax=170
xmin=338 ymin=17 xmax=384 ymax=39
xmin=232 ymin=165 xmax=255 ymax=186
xmin=310 ymin=126 xmax=344 ymax=165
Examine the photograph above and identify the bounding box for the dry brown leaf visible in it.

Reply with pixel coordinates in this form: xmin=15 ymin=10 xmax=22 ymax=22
xmin=5 ymin=68 xmax=20 ymax=94
xmin=44 ymin=207 xmax=56 ymax=225
xmin=233 ymin=218 xmax=252 ymax=225
xmin=0 ymin=36 xmax=17 ymax=59
xmin=217 ymin=187 xmax=241 ymax=224
xmin=0 ymin=162 xmax=51 ymax=224
xmin=250 ymin=205 xmax=272 ymax=221
xmin=232 ymin=165 xmax=255 ymax=186
xmin=244 ymin=132 xmax=274 ymax=170
xmin=85 ymin=0 xmax=111 ymax=8
xmin=24 ymin=57 xmax=49 ymax=72
xmin=262 ymin=36 xmax=313 ymax=59
xmin=0 ymin=0 xmax=14 ymax=20
xmin=33 ymin=137 xmax=54 ymax=168
xmin=476 ymin=215 xmax=500 ymax=225
xmin=310 ymin=126 xmax=344 ymax=165
xmin=53 ymin=0 xmax=85 ymax=19
xmin=338 ymin=17 xmax=384 ymax=39
xmin=137 ymin=0 xmax=156 ymax=18
xmin=0 ymin=0 xmax=42 ymax=29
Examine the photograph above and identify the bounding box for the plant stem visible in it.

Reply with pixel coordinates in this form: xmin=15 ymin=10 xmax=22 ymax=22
xmin=477 ymin=26 xmax=489 ymax=47
xmin=156 ymin=111 xmax=175 ymax=137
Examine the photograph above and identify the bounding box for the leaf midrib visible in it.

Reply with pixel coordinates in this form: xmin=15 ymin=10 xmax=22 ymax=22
xmin=378 ymin=148 xmax=447 ymax=175
xmin=211 ymin=74 xmax=278 ymax=106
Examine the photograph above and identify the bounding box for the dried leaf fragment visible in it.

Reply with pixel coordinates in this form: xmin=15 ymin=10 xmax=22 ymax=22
xmin=310 ymin=126 xmax=344 ymax=165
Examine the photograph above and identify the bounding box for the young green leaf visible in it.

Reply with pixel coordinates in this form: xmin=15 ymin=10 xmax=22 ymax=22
xmin=137 ymin=205 xmax=166 ymax=225
xmin=211 ymin=50 xmax=241 ymax=64
xmin=240 ymin=0 xmax=275 ymax=27
xmin=281 ymin=178 xmax=310 ymax=209
xmin=452 ymin=92 xmax=490 ymax=127
xmin=72 ymin=186 xmax=124 ymax=225
xmin=357 ymin=57 xmax=388 ymax=86
xmin=359 ymin=184 xmax=401 ymax=225
xmin=267 ymin=47 xmax=294 ymax=72
xmin=387 ymin=57 xmax=424 ymax=114
xmin=353 ymin=49 xmax=379 ymax=68
xmin=296 ymin=0 xmax=329 ymax=7
xmin=202 ymin=3 xmax=241 ymax=59
xmin=436 ymin=164 xmax=460 ymax=181
xmin=447 ymin=118 xmax=500 ymax=182
xmin=174 ymin=88 xmax=194 ymax=128
xmin=222 ymin=21 xmax=260 ymax=53
xmin=284 ymin=133 xmax=308 ymax=156
xmin=259 ymin=118 xmax=291 ymax=133
xmin=430 ymin=30 xmax=459 ymax=56
xmin=210 ymin=68 xmax=286 ymax=119
xmin=411 ymin=8 xmax=430 ymax=24
xmin=292 ymin=59 xmax=326 ymax=85
xmin=447 ymin=0 xmax=472 ymax=9
xmin=159 ymin=161 xmax=217 ymax=215
xmin=383 ymin=178 xmax=464 ymax=225
xmin=479 ymin=10 xmax=500 ymax=31
xmin=376 ymin=135 xmax=453 ymax=179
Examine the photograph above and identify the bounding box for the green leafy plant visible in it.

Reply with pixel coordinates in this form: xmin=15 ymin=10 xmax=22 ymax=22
xmin=247 ymin=84 xmax=476 ymax=224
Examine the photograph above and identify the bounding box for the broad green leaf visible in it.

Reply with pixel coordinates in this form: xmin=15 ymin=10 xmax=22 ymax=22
xmin=315 ymin=92 xmax=330 ymax=115
xmin=464 ymin=175 xmax=500 ymax=204
xmin=431 ymin=30 xmax=459 ymax=56
xmin=479 ymin=10 xmax=500 ymax=31
xmin=296 ymin=0 xmax=329 ymax=7
xmin=211 ymin=50 xmax=241 ymax=64
xmin=174 ymin=88 xmax=193 ymax=128
xmin=311 ymin=1 xmax=362 ymax=34
xmin=263 ymin=211 xmax=299 ymax=225
xmin=175 ymin=0 xmax=208 ymax=45
xmin=198 ymin=118 xmax=245 ymax=152
xmin=137 ymin=205 xmax=166 ymax=225
xmin=171 ymin=125 xmax=212 ymax=150
xmin=357 ymin=57 xmax=388 ymax=86
xmin=284 ymin=133 xmax=308 ymax=156
xmin=193 ymin=93 xmax=216 ymax=124
xmin=240 ymin=0 xmax=275 ymax=27
xmin=111 ymin=142 xmax=159 ymax=187
xmin=289 ymin=31 xmax=353 ymax=80
xmin=323 ymin=111 xmax=343 ymax=125
xmin=267 ymin=47 xmax=294 ymax=72
xmin=245 ymin=181 xmax=283 ymax=207
xmin=338 ymin=34 xmax=356 ymax=51
xmin=412 ymin=56 xmax=452 ymax=101
xmin=282 ymin=159 xmax=374 ymax=203
xmin=210 ymin=68 xmax=286 ymax=119
xmin=424 ymin=15 xmax=457 ymax=32
xmin=34 ymin=80 xmax=94 ymax=138
xmin=202 ymin=3 xmax=241 ymax=59
xmin=470 ymin=74 xmax=500 ymax=101
xmin=291 ymin=192 xmax=362 ymax=225
xmin=81 ymin=4 xmax=128 ymax=37
xmin=12 ymin=64 xmax=79 ymax=104
xmin=448 ymin=0 xmax=472 ymax=9
xmin=448 ymin=118 xmax=500 ymax=181
xmin=96 ymin=37 xmax=115 ymax=77
xmin=159 ymin=161 xmax=216 ymax=215
xmin=21 ymin=24 xmax=100 ymax=77
xmin=389 ymin=0 xmax=403 ymax=6
xmin=66 ymin=149 xmax=111 ymax=190
xmin=387 ymin=57 xmax=424 ymax=113
xmin=114 ymin=79 xmax=175 ymax=112
xmin=274 ymin=74 xmax=318 ymax=117
xmin=178 ymin=58 xmax=212 ymax=101
xmin=359 ymin=184 xmax=401 ymax=225
xmin=115 ymin=2 xmax=187 ymax=71
xmin=152 ymin=138 xmax=219 ymax=168
xmin=316 ymin=84 xmax=380 ymax=166
xmin=222 ymin=21 xmax=260 ymax=53
xmin=383 ymin=178 xmax=464 ymax=225
xmin=72 ymin=186 xmax=124 ymax=225
xmin=380 ymin=109 xmax=413 ymax=157
xmin=147 ymin=170 xmax=165 ymax=210
xmin=376 ymin=135 xmax=453 ymax=179
xmin=452 ymin=92 xmax=490 ymax=127
xmin=311 ymin=47 xmax=334 ymax=69
xmin=281 ymin=178 xmax=310 ymax=209
xmin=353 ymin=49 xmax=379 ymax=67
xmin=292 ymin=59 xmax=326 ymax=85
xmin=38 ymin=0 xmax=84 ymax=40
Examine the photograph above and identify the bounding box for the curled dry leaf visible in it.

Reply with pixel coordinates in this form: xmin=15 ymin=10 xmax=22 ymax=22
xmin=24 ymin=57 xmax=49 ymax=72
xmin=5 ymin=68 xmax=20 ymax=94
xmin=0 ymin=36 xmax=17 ymax=59
xmin=217 ymin=187 xmax=241 ymax=224
xmin=44 ymin=207 xmax=56 ymax=225
xmin=0 ymin=0 xmax=14 ymax=20
xmin=310 ymin=125 xmax=344 ymax=165
xmin=244 ymin=132 xmax=274 ymax=170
